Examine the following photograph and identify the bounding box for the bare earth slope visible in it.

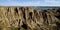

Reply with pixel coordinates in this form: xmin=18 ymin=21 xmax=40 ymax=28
xmin=0 ymin=7 xmax=60 ymax=30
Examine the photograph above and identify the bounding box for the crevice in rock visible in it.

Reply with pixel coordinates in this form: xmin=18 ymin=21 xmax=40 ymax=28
xmin=22 ymin=22 xmax=27 ymax=30
xmin=15 ymin=8 xmax=18 ymax=14
xmin=18 ymin=19 xmax=21 ymax=30
xmin=7 ymin=8 xmax=9 ymax=12
xmin=29 ymin=12 xmax=32 ymax=19
xmin=57 ymin=9 xmax=60 ymax=13
xmin=56 ymin=22 xmax=60 ymax=30
xmin=42 ymin=12 xmax=48 ymax=24
xmin=23 ymin=12 xmax=26 ymax=20
xmin=55 ymin=15 xmax=60 ymax=19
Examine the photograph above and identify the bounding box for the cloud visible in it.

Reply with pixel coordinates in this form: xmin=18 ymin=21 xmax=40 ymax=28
xmin=0 ymin=0 xmax=41 ymax=6
xmin=0 ymin=0 xmax=60 ymax=6
xmin=39 ymin=0 xmax=60 ymax=6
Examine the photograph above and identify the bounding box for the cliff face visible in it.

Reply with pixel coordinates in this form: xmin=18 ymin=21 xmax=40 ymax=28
xmin=0 ymin=7 xmax=60 ymax=30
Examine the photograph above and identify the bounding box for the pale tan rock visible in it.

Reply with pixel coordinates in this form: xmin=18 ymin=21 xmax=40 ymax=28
xmin=0 ymin=6 xmax=60 ymax=30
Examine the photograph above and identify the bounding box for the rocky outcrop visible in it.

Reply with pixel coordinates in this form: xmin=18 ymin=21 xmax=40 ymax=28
xmin=0 ymin=7 xmax=60 ymax=30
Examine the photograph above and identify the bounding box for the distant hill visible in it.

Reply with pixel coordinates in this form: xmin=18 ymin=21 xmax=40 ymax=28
xmin=34 ymin=6 xmax=60 ymax=10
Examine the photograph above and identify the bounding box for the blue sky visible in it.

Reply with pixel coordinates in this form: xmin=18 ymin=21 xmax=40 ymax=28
xmin=0 ymin=0 xmax=60 ymax=6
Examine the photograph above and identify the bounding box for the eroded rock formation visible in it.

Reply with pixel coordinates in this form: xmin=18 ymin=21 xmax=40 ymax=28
xmin=0 ymin=7 xmax=60 ymax=30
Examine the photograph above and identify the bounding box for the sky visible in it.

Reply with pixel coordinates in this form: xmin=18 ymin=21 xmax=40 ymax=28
xmin=0 ymin=0 xmax=60 ymax=6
